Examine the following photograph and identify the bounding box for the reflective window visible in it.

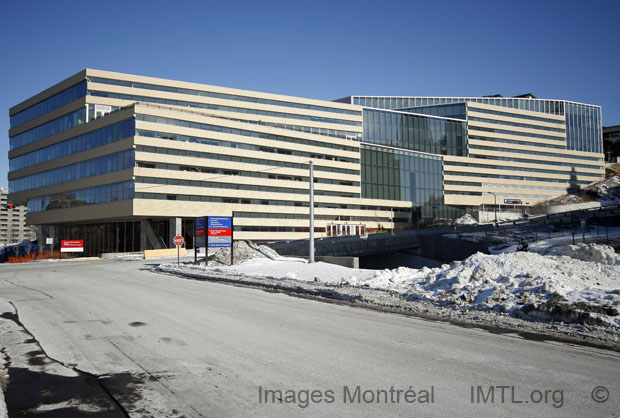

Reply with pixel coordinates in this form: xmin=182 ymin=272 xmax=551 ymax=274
xmin=362 ymin=108 xmax=467 ymax=156
xmin=135 ymin=144 xmax=360 ymax=176
xmin=565 ymin=102 xmax=602 ymax=153
xmin=444 ymin=161 xmax=602 ymax=179
xmin=399 ymin=103 xmax=467 ymax=120
xmin=10 ymin=108 xmax=87 ymax=150
xmin=468 ymin=117 xmax=565 ymax=133
xmin=467 ymin=145 xmax=602 ymax=167
xmin=10 ymin=150 xmax=134 ymax=193
xmin=361 ymin=145 xmax=458 ymax=223
xmin=10 ymin=119 xmax=135 ymax=172
xmin=27 ymin=181 xmax=134 ymax=213
xmin=10 ymin=81 xmax=87 ymax=129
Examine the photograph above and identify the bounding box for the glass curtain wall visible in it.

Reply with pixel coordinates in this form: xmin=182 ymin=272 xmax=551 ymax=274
xmin=565 ymin=102 xmax=603 ymax=153
xmin=361 ymin=145 xmax=463 ymax=224
xmin=362 ymin=109 xmax=467 ymax=156
xmin=399 ymin=103 xmax=467 ymax=120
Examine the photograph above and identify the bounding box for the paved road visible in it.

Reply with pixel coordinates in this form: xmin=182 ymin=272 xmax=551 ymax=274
xmin=0 ymin=259 xmax=618 ymax=417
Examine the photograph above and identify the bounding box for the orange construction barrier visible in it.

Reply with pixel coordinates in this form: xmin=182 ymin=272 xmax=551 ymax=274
xmin=8 ymin=250 xmax=62 ymax=263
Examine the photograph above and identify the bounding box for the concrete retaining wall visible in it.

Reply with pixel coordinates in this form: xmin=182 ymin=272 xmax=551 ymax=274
xmin=144 ymin=248 xmax=184 ymax=259
xmin=315 ymin=256 xmax=359 ymax=269
xmin=268 ymin=228 xmax=488 ymax=265
xmin=541 ymin=201 xmax=601 ymax=215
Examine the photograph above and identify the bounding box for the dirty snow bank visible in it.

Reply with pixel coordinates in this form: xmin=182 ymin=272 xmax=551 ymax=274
xmin=352 ymin=250 xmax=620 ymax=327
xmin=0 ymin=353 xmax=7 ymax=418
xmin=539 ymin=243 xmax=620 ymax=265
xmin=586 ymin=174 xmax=620 ymax=205
xmin=204 ymin=240 xmax=284 ymax=265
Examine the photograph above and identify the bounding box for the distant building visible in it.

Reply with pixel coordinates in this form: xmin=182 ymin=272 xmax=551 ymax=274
xmin=0 ymin=187 xmax=36 ymax=245
xmin=603 ymin=125 xmax=620 ymax=163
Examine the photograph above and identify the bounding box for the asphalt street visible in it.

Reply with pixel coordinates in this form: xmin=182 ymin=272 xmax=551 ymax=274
xmin=0 ymin=258 xmax=618 ymax=417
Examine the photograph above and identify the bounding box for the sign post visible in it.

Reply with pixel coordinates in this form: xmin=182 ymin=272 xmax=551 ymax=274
xmin=208 ymin=216 xmax=233 ymax=265
xmin=173 ymin=235 xmax=184 ymax=265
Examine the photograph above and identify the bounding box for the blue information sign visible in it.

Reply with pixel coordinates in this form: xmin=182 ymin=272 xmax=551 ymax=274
xmin=195 ymin=216 xmax=207 ymax=247
xmin=195 ymin=217 xmax=207 ymax=230
xmin=208 ymin=217 xmax=232 ymax=229
xmin=208 ymin=216 xmax=233 ymax=248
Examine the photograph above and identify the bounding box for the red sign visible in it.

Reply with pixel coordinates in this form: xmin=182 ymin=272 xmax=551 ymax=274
xmin=195 ymin=229 xmax=206 ymax=237
xmin=173 ymin=235 xmax=185 ymax=246
xmin=208 ymin=229 xmax=232 ymax=237
xmin=61 ymin=240 xmax=84 ymax=253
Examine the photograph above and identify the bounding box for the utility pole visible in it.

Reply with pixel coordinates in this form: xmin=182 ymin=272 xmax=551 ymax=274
xmin=309 ymin=161 xmax=315 ymax=263
xmin=492 ymin=192 xmax=497 ymax=225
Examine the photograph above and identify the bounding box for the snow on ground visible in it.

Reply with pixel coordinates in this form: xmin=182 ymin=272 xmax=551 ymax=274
xmin=586 ymin=174 xmax=620 ymax=205
xmin=192 ymin=258 xmax=376 ymax=284
xmin=535 ymin=174 xmax=620 ymax=207
xmin=453 ymin=213 xmax=478 ymax=225
xmin=0 ymin=349 xmax=7 ymax=418
xmin=160 ymin=241 xmax=620 ymax=331
xmin=540 ymin=242 xmax=620 ymax=265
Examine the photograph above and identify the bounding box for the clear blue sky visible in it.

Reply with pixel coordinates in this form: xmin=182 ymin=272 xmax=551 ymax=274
xmin=1 ymin=0 xmax=619 ymax=189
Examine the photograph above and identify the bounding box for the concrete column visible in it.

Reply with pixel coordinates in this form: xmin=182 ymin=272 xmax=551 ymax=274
xmin=140 ymin=220 xmax=148 ymax=251
xmin=169 ymin=217 xmax=182 ymax=247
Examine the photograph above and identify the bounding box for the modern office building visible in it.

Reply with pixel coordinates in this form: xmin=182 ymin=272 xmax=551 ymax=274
xmin=337 ymin=94 xmax=604 ymax=214
xmin=0 ymin=187 xmax=36 ymax=245
xmin=8 ymin=70 xmax=605 ymax=255
xmin=603 ymin=125 xmax=620 ymax=163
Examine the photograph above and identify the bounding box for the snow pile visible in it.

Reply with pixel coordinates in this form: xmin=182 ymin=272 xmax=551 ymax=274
xmin=160 ymin=245 xmax=620 ymax=329
xmin=350 ymin=251 xmax=620 ymax=326
xmin=540 ymin=243 xmax=620 ymax=265
xmin=453 ymin=213 xmax=478 ymax=225
xmin=585 ymin=174 xmax=620 ymax=204
xmin=206 ymin=240 xmax=284 ymax=265
xmin=0 ymin=350 xmax=7 ymax=418
xmin=170 ymin=258 xmax=376 ymax=284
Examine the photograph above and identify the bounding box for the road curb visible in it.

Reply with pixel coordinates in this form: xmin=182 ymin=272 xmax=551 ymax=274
xmin=155 ymin=265 xmax=620 ymax=353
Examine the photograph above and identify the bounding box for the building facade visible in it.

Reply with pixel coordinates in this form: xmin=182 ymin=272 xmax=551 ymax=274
xmin=603 ymin=125 xmax=620 ymax=163
xmin=337 ymin=95 xmax=604 ymax=215
xmin=8 ymin=70 xmax=605 ymax=255
xmin=1 ymin=187 xmax=36 ymax=245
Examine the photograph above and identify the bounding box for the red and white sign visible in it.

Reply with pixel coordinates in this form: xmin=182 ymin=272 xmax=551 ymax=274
xmin=173 ymin=235 xmax=185 ymax=246
xmin=207 ymin=229 xmax=232 ymax=237
xmin=61 ymin=240 xmax=84 ymax=253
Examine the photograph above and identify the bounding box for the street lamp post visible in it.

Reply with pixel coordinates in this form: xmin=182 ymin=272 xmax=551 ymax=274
xmin=484 ymin=191 xmax=498 ymax=225
xmin=309 ymin=161 xmax=315 ymax=263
